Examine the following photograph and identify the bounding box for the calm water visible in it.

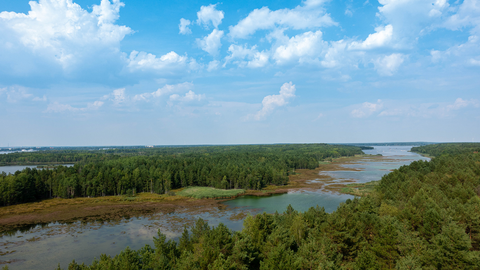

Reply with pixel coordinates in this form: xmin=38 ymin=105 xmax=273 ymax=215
xmin=321 ymin=146 xmax=429 ymax=184
xmin=0 ymin=146 xmax=427 ymax=269
xmin=0 ymin=208 xmax=253 ymax=269
xmin=223 ymin=191 xmax=354 ymax=214
xmin=0 ymin=165 xmax=74 ymax=175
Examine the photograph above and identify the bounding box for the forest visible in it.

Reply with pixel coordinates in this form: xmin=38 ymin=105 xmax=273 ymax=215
xmin=411 ymin=143 xmax=480 ymax=157
xmin=52 ymin=144 xmax=480 ymax=269
xmin=0 ymin=144 xmax=364 ymax=206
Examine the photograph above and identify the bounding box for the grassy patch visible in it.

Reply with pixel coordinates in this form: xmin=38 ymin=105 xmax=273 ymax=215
xmin=340 ymin=181 xmax=379 ymax=196
xmin=177 ymin=187 xmax=245 ymax=199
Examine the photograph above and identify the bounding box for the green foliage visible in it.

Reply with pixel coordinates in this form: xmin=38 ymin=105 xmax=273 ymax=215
xmin=411 ymin=142 xmax=480 ymax=157
xmin=57 ymin=150 xmax=480 ymax=269
xmin=177 ymin=187 xmax=245 ymax=199
xmin=0 ymin=144 xmax=363 ymax=206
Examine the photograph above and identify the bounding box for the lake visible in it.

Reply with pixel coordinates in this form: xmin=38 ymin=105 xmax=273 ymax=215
xmin=0 ymin=165 xmax=74 ymax=175
xmin=0 ymin=146 xmax=427 ymax=269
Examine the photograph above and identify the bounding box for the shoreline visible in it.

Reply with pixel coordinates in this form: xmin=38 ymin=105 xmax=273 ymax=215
xmin=0 ymin=154 xmax=378 ymax=234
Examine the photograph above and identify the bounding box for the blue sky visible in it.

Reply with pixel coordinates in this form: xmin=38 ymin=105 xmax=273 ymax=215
xmin=0 ymin=0 xmax=479 ymax=146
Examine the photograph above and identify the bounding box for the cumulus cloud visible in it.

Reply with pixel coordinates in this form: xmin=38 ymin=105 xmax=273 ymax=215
xmin=444 ymin=0 xmax=480 ymax=33
xmin=111 ymin=88 xmax=126 ymax=105
xmin=351 ymin=100 xmax=383 ymax=118
xmin=45 ymin=100 xmax=104 ymax=113
xmin=373 ymin=53 xmax=404 ymax=76
xmin=169 ymin=90 xmax=205 ymax=102
xmin=6 ymin=88 xmax=33 ymax=103
xmin=349 ymin=25 xmax=393 ymax=50
xmin=224 ymin=44 xmax=269 ymax=68
xmin=2 ymin=86 xmax=46 ymax=103
xmin=207 ymin=60 xmax=220 ymax=71
xmin=127 ymin=50 xmax=188 ymax=72
xmin=133 ymin=83 xmax=193 ymax=101
xmin=273 ymin=31 xmax=325 ymax=64
xmin=196 ymin=4 xmax=224 ymax=29
xmin=196 ymin=29 xmax=224 ymax=56
xmin=229 ymin=3 xmax=336 ymax=39
xmin=0 ymin=0 xmax=132 ymax=78
xmin=253 ymin=82 xmax=296 ymax=120
xmin=179 ymin=18 xmax=192 ymax=34
xmin=446 ymin=98 xmax=479 ymax=111
xmin=376 ymin=0 xmax=450 ymax=48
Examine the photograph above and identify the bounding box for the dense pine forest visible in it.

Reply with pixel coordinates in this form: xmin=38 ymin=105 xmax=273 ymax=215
xmin=0 ymin=144 xmax=364 ymax=206
xmin=411 ymin=143 xmax=480 ymax=157
xmin=61 ymin=144 xmax=480 ymax=269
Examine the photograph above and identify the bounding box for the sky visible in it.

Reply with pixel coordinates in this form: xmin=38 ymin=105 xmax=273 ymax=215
xmin=0 ymin=0 xmax=479 ymax=146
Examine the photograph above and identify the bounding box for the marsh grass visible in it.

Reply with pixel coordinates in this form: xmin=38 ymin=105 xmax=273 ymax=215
xmin=0 ymin=192 xmax=189 ymax=218
xmin=178 ymin=187 xmax=245 ymax=199
xmin=340 ymin=181 xmax=379 ymax=196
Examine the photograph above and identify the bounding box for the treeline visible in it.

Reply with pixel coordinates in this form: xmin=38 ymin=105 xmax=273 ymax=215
xmin=411 ymin=142 xmax=480 ymax=157
xmin=0 ymin=151 xmax=119 ymax=166
xmin=0 ymin=144 xmax=362 ymax=166
xmin=64 ymin=152 xmax=480 ymax=269
xmin=0 ymin=144 xmax=363 ymax=206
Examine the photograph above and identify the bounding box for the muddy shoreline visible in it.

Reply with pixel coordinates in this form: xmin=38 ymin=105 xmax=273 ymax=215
xmin=0 ymin=154 xmax=377 ymax=234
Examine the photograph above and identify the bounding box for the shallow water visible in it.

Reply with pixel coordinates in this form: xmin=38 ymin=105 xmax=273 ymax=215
xmin=223 ymin=191 xmax=354 ymax=214
xmin=0 ymin=146 xmax=427 ymax=269
xmin=0 ymin=207 xmax=255 ymax=269
xmin=0 ymin=165 xmax=74 ymax=175
xmin=321 ymin=146 xmax=430 ymax=184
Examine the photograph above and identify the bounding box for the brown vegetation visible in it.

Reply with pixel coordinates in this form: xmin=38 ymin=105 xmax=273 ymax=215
xmin=0 ymin=154 xmax=383 ymax=234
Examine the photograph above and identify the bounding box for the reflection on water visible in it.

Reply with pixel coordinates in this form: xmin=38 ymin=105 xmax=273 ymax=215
xmin=223 ymin=191 xmax=354 ymax=214
xmin=321 ymin=146 xmax=430 ymax=184
xmin=0 ymin=165 xmax=74 ymax=175
xmin=0 ymin=207 xmax=254 ymax=269
xmin=0 ymin=146 xmax=427 ymax=269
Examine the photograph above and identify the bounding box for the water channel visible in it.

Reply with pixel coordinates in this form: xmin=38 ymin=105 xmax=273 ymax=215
xmin=0 ymin=165 xmax=74 ymax=175
xmin=0 ymin=146 xmax=428 ymax=269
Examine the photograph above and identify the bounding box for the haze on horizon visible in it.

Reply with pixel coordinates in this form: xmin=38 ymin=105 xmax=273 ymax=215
xmin=0 ymin=0 xmax=479 ymax=147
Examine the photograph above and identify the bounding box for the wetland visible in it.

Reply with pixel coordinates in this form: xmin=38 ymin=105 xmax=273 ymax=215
xmin=0 ymin=146 xmax=428 ymax=269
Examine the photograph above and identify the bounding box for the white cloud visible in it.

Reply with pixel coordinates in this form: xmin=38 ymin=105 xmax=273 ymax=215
xmin=303 ymin=0 xmax=328 ymax=8
xmin=470 ymin=58 xmax=480 ymax=66
xmin=45 ymin=100 xmax=104 ymax=113
xmin=179 ymin=18 xmax=192 ymax=34
xmin=224 ymin=44 xmax=269 ymax=68
xmin=345 ymin=8 xmax=353 ymax=17
xmin=273 ymin=31 xmax=325 ymax=64
xmin=33 ymin=95 xmax=47 ymax=102
xmin=2 ymin=86 xmax=47 ymax=103
xmin=376 ymin=0 xmax=450 ymax=48
xmin=373 ymin=53 xmax=404 ymax=76
xmin=349 ymin=25 xmax=393 ymax=50
xmin=111 ymin=88 xmax=126 ymax=105
xmin=446 ymin=98 xmax=479 ymax=111
xmin=248 ymin=51 xmax=269 ymax=68
xmin=351 ymin=100 xmax=383 ymax=118
xmin=229 ymin=3 xmax=336 ymax=39
xmin=320 ymin=40 xmax=349 ymax=68
xmin=253 ymin=82 xmax=296 ymax=120
xmin=196 ymin=4 xmax=224 ymax=29
xmin=169 ymin=90 xmax=204 ymax=102
xmin=127 ymin=50 xmax=188 ymax=72
xmin=0 ymin=0 xmax=132 ymax=72
xmin=196 ymin=29 xmax=224 ymax=56
xmin=133 ymin=83 xmax=193 ymax=101
xmin=6 ymin=87 xmax=32 ymax=103
xmin=444 ymin=0 xmax=480 ymax=33
xmin=207 ymin=60 xmax=220 ymax=71
xmin=378 ymin=98 xmax=479 ymax=118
